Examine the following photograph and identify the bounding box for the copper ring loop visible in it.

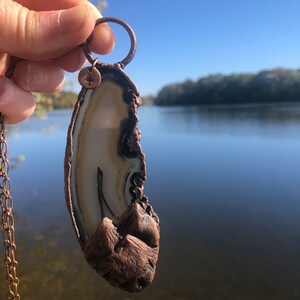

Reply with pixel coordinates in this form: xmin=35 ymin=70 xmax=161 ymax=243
xmin=82 ymin=17 xmax=136 ymax=68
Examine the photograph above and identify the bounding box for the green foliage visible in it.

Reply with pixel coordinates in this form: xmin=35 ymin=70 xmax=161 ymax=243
xmin=34 ymin=91 xmax=78 ymax=111
xmin=33 ymin=90 xmax=154 ymax=112
xmin=154 ymin=68 xmax=300 ymax=106
xmin=142 ymin=94 xmax=155 ymax=106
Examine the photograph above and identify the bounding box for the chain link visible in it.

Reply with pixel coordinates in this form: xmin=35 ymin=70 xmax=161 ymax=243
xmin=0 ymin=113 xmax=20 ymax=300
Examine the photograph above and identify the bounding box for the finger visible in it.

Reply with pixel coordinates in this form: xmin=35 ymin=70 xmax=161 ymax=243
xmin=53 ymin=25 xmax=115 ymax=72
xmin=0 ymin=0 xmax=96 ymax=60
xmin=0 ymin=76 xmax=36 ymax=124
xmin=13 ymin=60 xmax=65 ymax=93
xmin=15 ymin=0 xmax=84 ymax=11
xmin=86 ymin=2 xmax=115 ymax=55
xmin=11 ymin=0 xmax=115 ymax=56
xmin=52 ymin=47 xmax=87 ymax=72
xmin=53 ymin=24 xmax=115 ymax=72
xmin=90 ymin=24 xmax=115 ymax=55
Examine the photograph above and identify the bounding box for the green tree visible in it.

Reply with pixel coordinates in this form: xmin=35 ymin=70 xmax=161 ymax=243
xmin=154 ymin=68 xmax=300 ymax=106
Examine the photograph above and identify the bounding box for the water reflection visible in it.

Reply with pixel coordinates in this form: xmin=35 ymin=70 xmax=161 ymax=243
xmin=147 ymin=103 xmax=300 ymax=137
xmin=1 ymin=104 xmax=300 ymax=299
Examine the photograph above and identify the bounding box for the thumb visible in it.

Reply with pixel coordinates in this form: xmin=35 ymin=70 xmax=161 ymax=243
xmin=0 ymin=0 xmax=95 ymax=60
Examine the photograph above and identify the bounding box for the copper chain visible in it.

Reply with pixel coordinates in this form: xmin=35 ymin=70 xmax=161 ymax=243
xmin=0 ymin=113 xmax=20 ymax=300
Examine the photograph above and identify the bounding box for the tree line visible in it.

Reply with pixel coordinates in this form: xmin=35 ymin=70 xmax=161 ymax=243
xmin=154 ymin=68 xmax=300 ymax=106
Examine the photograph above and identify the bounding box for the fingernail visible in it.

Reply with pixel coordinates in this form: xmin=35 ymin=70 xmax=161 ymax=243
xmin=100 ymin=25 xmax=115 ymax=44
xmin=104 ymin=25 xmax=115 ymax=44
xmin=106 ymin=26 xmax=115 ymax=50
xmin=87 ymin=1 xmax=103 ymax=19
xmin=58 ymin=5 xmax=91 ymax=35
xmin=91 ymin=24 xmax=115 ymax=54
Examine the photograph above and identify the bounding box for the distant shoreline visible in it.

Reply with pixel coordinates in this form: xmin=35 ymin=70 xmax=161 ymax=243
xmin=153 ymin=68 xmax=300 ymax=106
xmin=34 ymin=68 xmax=300 ymax=110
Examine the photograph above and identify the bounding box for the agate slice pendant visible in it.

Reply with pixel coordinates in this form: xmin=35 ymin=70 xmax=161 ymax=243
xmin=64 ymin=18 xmax=160 ymax=292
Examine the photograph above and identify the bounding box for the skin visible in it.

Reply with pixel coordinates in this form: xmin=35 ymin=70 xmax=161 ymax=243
xmin=0 ymin=0 xmax=115 ymax=123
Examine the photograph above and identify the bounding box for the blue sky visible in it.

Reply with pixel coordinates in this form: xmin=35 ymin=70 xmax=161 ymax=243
xmin=78 ymin=0 xmax=300 ymax=95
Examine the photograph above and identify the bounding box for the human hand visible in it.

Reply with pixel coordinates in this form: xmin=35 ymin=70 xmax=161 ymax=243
xmin=0 ymin=0 xmax=114 ymax=123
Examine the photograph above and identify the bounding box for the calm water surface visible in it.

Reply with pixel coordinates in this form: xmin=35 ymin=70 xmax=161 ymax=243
xmin=1 ymin=103 xmax=300 ymax=300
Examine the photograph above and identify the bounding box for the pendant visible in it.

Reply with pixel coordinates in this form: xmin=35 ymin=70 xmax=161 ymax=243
xmin=64 ymin=18 xmax=160 ymax=292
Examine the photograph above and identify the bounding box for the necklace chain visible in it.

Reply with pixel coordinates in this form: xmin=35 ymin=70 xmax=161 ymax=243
xmin=0 ymin=112 xmax=20 ymax=300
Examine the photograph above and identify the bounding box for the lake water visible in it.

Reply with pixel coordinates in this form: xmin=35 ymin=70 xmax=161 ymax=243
xmin=1 ymin=103 xmax=300 ymax=300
